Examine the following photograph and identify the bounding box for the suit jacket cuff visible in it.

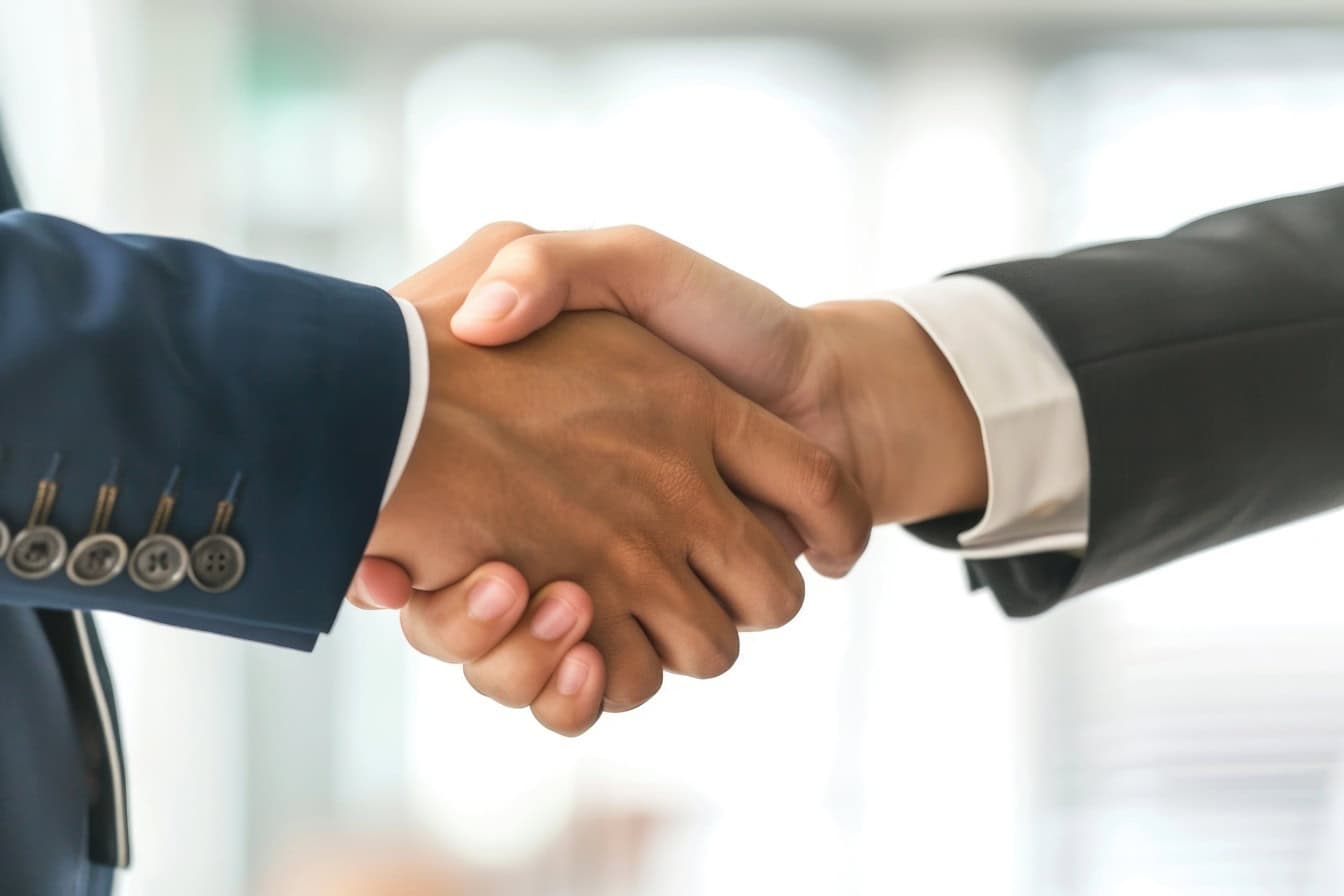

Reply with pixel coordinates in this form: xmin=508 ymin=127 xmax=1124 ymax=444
xmin=889 ymin=274 xmax=1090 ymax=558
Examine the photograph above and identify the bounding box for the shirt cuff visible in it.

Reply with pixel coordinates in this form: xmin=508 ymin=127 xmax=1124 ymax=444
xmin=382 ymin=296 xmax=429 ymax=508
xmin=885 ymin=275 xmax=1090 ymax=559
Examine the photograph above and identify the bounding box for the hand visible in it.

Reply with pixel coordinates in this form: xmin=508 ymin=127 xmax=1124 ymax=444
xmin=349 ymin=555 xmax=606 ymax=736
xmin=353 ymin=224 xmax=871 ymax=732
xmin=349 ymin=226 xmax=607 ymax=737
xmin=446 ymin=225 xmax=988 ymax=526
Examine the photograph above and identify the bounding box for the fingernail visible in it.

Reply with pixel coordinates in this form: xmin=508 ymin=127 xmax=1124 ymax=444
xmin=530 ymin=597 xmax=578 ymax=641
xmin=354 ymin=574 xmax=387 ymax=609
xmin=457 ymin=281 xmax=519 ymax=324
xmin=556 ymin=655 xmax=590 ymax=696
xmin=466 ymin=577 xmax=517 ymax=622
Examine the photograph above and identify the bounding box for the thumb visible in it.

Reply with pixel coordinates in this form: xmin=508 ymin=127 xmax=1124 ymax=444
xmin=449 ymin=227 xmax=810 ymax=408
xmin=347 ymin=556 xmax=415 ymax=611
xmin=448 ymin=231 xmax=600 ymax=346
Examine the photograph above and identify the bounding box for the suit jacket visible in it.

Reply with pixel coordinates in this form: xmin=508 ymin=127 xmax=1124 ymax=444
xmin=911 ymin=186 xmax=1344 ymax=617
xmin=0 ymin=142 xmax=410 ymax=894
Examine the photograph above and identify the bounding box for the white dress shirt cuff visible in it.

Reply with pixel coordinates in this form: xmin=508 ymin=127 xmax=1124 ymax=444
xmin=382 ymin=296 xmax=429 ymax=509
xmin=886 ymin=275 xmax=1090 ymax=559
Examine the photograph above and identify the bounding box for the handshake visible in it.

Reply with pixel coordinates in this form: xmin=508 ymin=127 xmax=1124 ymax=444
xmin=347 ymin=223 xmax=988 ymax=735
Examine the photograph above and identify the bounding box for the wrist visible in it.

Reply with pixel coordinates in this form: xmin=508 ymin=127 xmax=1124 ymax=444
xmin=806 ymin=300 xmax=987 ymax=525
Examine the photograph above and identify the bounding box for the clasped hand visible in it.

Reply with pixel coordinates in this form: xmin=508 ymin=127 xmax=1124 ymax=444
xmin=348 ymin=222 xmax=986 ymax=735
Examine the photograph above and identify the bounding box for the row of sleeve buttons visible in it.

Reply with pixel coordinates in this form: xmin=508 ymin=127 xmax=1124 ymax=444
xmin=0 ymin=460 xmax=245 ymax=594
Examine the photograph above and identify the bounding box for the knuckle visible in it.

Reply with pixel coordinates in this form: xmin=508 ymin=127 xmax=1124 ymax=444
xmin=418 ymin=598 xmax=485 ymax=663
xmin=611 ymin=223 xmax=663 ymax=249
xmin=802 ymin=446 xmax=845 ymax=510
xmin=535 ymin=708 xmax=590 ymax=738
xmin=675 ymin=628 xmax=740 ymax=680
xmin=609 ymin=532 xmax=665 ymax=582
xmin=471 ymin=220 xmax=537 ymax=247
xmin=830 ymin=501 xmax=874 ymax=568
xmin=603 ymin=664 xmax=663 ymax=713
xmin=606 ymin=224 xmax=692 ymax=310
xmin=840 ymin=516 xmax=872 ymax=564
xmin=399 ymin=608 xmax=462 ymax=665
xmin=755 ymin=573 xmax=806 ymax=631
xmin=464 ymin=665 xmax=537 ymax=710
xmin=499 ymin=233 xmax=556 ymax=279
xmin=651 ymin=452 xmax=706 ymax=515
xmin=398 ymin=611 xmax=430 ymax=657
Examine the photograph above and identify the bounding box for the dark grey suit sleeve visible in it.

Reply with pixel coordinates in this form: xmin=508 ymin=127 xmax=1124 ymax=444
xmin=909 ymin=186 xmax=1344 ymax=617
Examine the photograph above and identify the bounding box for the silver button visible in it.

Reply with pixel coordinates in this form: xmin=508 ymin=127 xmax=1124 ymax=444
xmin=0 ymin=518 xmax=10 ymax=560
xmin=128 ymin=533 xmax=189 ymax=592
xmin=7 ymin=525 xmax=69 ymax=580
xmin=188 ymin=533 xmax=245 ymax=593
xmin=67 ymin=533 xmax=129 ymax=587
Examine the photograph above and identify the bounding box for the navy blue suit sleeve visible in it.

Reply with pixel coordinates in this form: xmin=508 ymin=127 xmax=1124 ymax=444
xmin=0 ymin=211 xmax=409 ymax=645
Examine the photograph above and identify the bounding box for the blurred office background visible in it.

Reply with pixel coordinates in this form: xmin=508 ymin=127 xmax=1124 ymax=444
xmin=4 ymin=1 xmax=1344 ymax=894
